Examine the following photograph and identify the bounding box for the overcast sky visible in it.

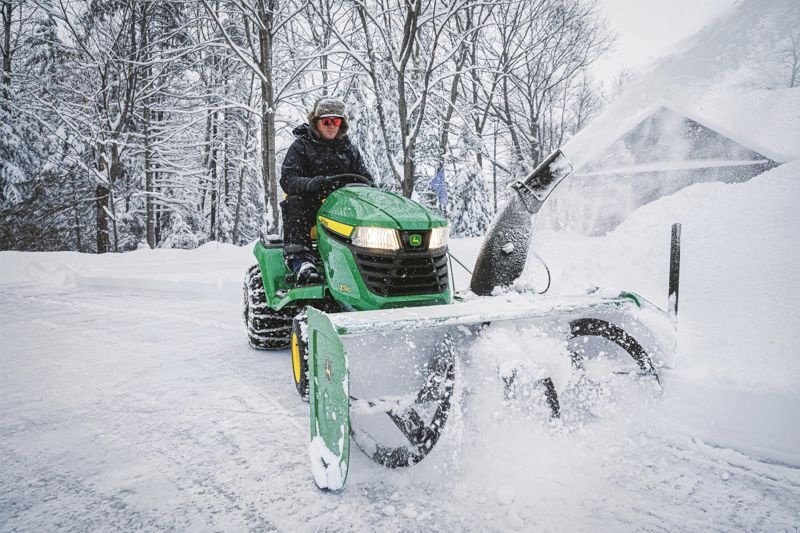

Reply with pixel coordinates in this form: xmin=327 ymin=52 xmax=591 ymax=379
xmin=592 ymin=0 xmax=739 ymax=84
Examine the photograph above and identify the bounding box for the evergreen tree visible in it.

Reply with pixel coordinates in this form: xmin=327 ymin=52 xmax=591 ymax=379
xmin=448 ymin=127 xmax=490 ymax=237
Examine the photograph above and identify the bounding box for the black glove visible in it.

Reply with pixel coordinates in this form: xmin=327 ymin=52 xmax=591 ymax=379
xmin=304 ymin=175 xmax=328 ymax=194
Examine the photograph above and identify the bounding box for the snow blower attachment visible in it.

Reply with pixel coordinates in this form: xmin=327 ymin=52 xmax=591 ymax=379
xmin=243 ymin=157 xmax=677 ymax=491
xmin=303 ymin=291 xmax=672 ymax=489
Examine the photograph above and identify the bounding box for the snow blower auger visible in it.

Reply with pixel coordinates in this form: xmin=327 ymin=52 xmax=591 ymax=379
xmin=242 ymin=154 xmax=677 ymax=491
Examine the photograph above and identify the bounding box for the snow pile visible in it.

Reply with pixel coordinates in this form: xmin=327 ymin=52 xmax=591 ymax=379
xmin=535 ymin=161 xmax=800 ymax=391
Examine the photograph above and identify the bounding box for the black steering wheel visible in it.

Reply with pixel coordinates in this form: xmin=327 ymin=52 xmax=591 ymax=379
xmin=326 ymin=174 xmax=372 ymax=188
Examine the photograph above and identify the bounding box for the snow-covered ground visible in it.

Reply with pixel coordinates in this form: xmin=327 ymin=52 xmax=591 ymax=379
xmin=2 ymin=158 xmax=799 ymax=531
xmin=3 ymin=0 xmax=799 ymax=527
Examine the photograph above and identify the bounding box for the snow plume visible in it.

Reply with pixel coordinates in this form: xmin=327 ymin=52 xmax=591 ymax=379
xmin=541 ymin=0 xmax=800 ymax=236
xmin=534 ymin=159 xmax=800 ymax=393
xmin=566 ymin=0 xmax=800 ymax=166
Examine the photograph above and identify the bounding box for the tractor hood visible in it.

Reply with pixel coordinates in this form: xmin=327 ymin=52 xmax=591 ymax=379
xmin=319 ymin=186 xmax=446 ymax=230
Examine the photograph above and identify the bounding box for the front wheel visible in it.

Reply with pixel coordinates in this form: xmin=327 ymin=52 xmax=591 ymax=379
xmin=291 ymin=314 xmax=309 ymax=400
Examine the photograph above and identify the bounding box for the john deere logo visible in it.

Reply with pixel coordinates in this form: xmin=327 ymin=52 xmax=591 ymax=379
xmin=409 ymin=234 xmax=423 ymax=247
xmin=324 ymin=358 xmax=333 ymax=382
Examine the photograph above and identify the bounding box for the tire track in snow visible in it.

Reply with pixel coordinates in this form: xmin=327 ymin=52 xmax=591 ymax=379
xmin=1 ymin=284 xmax=302 ymax=431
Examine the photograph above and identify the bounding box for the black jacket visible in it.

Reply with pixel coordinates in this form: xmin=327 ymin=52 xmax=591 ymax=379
xmin=280 ymin=124 xmax=373 ymax=196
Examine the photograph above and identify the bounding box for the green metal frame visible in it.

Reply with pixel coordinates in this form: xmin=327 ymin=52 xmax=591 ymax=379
xmin=307 ymin=307 xmax=350 ymax=490
xmin=252 ymin=242 xmax=326 ymax=310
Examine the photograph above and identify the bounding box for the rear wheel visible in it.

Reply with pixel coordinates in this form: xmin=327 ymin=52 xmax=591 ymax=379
xmin=243 ymin=264 xmax=294 ymax=350
xmin=291 ymin=314 xmax=309 ymax=400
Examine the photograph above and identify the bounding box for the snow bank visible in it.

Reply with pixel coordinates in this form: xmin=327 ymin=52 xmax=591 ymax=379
xmin=541 ymin=161 xmax=799 ymax=392
xmin=523 ymin=160 xmax=800 ymax=464
xmin=0 ymin=241 xmax=254 ymax=300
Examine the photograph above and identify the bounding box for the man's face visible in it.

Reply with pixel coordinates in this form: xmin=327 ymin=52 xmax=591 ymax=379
xmin=317 ymin=117 xmax=342 ymax=140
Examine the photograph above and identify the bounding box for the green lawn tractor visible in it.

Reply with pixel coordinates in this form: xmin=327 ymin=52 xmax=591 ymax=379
xmin=243 ymin=153 xmax=677 ymax=491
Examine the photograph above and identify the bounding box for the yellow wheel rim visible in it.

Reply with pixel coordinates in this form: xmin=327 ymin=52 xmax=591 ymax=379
xmin=291 ymin=332 xmax=302 ymax=384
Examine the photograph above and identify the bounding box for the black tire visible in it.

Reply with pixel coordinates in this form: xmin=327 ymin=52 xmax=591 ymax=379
xmin=243 ymin=264 xmax=294 ymax=350
xmin=291 ymin=314 xmax=309 ymax=400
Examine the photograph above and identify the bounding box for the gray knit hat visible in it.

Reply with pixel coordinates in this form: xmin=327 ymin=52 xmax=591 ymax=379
xmin=312 ymin=97 xmax=347 ymax=119
xmin=307 ymin=97 xmax=349 ymax=137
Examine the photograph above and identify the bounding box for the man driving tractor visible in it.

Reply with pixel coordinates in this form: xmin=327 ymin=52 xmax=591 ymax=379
xmin=279 ymin=97 xmax=374 ymax=286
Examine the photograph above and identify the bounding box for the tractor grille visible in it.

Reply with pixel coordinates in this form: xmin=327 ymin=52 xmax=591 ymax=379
xmin=353 ymin=248 xmax=449 ymax=297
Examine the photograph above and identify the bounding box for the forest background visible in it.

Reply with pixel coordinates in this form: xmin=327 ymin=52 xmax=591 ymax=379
xmin=1 ymin=0 xmax=630 ymax=252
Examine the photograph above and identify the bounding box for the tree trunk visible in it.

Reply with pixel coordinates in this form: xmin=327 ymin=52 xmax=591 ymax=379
xmin=141 ymin=2 xmax=155 ymax=248
xmin=438 ymin=42 xmax=469 ymax=167
xmin=258 ymin=2 xmax=278 ymax=232
xmin=1 ymin=1 xmax=11 ymax=98
xmin=155 ymin=110 xmax=163 ymax=245
xmin=201 ymin=111 xmax=212 ymax=212
xmin=95 ymin=184 xmax=111 ymax=253
xmin=396 ymin=4 xmax=418 ymax=198
xmin=233 ymin=74 xmax=255 ymax=243
xmin=72 ymin=179 xmax=82 ymax=251
xmin=397 ymin=68 xmax=415 ymax=197
xmin=209 ymin=112 xmax=218 ymax=241
xmin=109 ymin=143 xmax=121 ymax=252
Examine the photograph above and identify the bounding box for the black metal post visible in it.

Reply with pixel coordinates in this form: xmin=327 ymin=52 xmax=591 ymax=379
xmin=669 ymin=223 xmax=682 ymax=317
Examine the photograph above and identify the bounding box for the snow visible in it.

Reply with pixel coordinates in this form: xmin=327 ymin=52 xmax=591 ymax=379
xmin=3 ymin=0 xmax=800 ymax=527
xmin=581 ymin=158 xmax=772 ymax=176
xmin=692 ymin=88 xmax=800 ymax=162
xmin=3 ymin=156 xmax=799 ymax=529
xmin=308 ymin=436 xmax=347 ymax=491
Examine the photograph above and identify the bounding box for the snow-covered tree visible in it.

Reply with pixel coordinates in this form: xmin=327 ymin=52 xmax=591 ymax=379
xmin=1 ymin=0 xmax=615 ymax=251
xmin=448 ymin=127 xmax=491 ymax=237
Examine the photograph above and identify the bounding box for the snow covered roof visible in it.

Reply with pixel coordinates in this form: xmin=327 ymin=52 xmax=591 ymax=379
xmin=576 ymin=102 xmax=782 ymax=176
xmin=687 ymin=88 xmax=800 ymax=163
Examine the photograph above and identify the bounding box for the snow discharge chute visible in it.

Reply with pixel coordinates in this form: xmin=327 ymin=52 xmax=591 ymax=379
xmin=242 ymin=154 xmax=678 ymax=491
xmin=471 ymin=150 xmax=573 ymax=295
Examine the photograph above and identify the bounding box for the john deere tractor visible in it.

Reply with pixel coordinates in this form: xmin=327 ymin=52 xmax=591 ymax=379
xmin=243 ymin=174 xmax=451 ymax=392
xmin=243 ymin=155 xmax=676 ymax=491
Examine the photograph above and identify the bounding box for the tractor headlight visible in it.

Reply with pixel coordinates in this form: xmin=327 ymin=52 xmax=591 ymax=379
xmin=428 ymin=226 xmax=448 ymax=250
xmin=351 ymin=226 xmax=402 ymax=251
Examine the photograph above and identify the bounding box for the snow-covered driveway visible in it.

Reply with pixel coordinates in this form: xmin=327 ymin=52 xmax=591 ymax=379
xmin=2 ymin=246 xmax=798 ymax=532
